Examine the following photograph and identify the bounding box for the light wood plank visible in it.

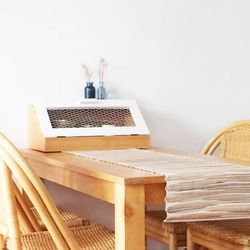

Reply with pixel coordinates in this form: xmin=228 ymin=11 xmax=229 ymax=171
xmin=28 ymin=158 xmax=115 ymax=203
xmin=115 ymin=183 xmax=145 ymax=250
xmin=188 ymin=229 xmax=249 ymax=250
xmin=0 ymin=235 xmax=4 ymax=249
xmin=145 ymin=183 xmax=165 ymax=205
xmin=22 ymin=149 xmax=164 ymax=185
xmin=169 ymin=233 xmax=178 ymax=250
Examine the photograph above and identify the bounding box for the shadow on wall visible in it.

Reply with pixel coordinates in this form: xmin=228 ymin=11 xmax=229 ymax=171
xmin=142 ymin=110 xmax=204 ymax=153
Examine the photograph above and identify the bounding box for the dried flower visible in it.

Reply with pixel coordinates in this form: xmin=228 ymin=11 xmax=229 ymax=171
xmin=99 ymin=57 xmax=107 ymax=82
xmin=81 ymin=63 xmax=93 ymax=82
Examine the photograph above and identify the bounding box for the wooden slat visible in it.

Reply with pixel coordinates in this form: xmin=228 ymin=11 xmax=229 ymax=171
xmin=0 ymin=160 xmax=22 ymax=250
xmin=115 ymin=183 xmax=145 ymax=250
xmin=45 ymin=135 xmax=150 ymax=152
xmin=28 ymin=158 xmax=115 ymax=204
xmin=22 ymin=149 xmax=164 ymax=185
xmin=16 ymin=201 xmax=34 ymax=233
xmin=188 ymin=228 xmax=249 ymax=250
xmin=13 ymin=184 xmax=42 ymax=232
xmin=0 ymin=234 xmax=4 ymax=249
xmin=145 ymin=183 xmax=165 ymax=205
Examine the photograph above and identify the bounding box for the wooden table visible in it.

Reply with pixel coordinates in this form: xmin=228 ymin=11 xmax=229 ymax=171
xmin=22 ymin=149 xmax=172 ymax=250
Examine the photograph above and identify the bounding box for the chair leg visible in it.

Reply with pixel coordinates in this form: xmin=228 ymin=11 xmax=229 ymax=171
xmin=187 ymin=228 xmax=198 ymax=250
xmin=169 ymin=233 xmax=178 ymax=250
xmin=0 ymin=234 xmax=5 ymax=249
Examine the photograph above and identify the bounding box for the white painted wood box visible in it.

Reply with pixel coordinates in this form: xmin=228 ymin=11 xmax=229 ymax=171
xmin=28 ymin=100 xmax=150 ymax=152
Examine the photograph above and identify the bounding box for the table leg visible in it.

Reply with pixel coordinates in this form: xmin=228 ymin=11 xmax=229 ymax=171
xmin=115 ymin=183 xmax=145 ymax=250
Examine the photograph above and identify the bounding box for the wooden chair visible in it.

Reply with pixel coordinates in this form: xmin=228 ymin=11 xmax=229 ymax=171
xmin=187 ymin=120 xmax=250 ymax=250
xmin=145 ymin=211 xmax=186 ymax=249
xmin=0 ymin=132 xmax=114 ymax=249
xmin=146 ymin=120 xmax=250 ymax=250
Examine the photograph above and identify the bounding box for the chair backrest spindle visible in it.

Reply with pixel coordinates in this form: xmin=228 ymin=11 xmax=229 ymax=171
xmin=0 ymin=159 xmax=22 ymax=250
xmin=13 ymin=183 xmax=42 ymax=232
xmin=0 ymin=133 xmax=80 ymax=249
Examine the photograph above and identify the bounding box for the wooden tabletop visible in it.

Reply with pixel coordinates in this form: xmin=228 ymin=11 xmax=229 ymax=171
xmin=21 ymin=147 xmax=218 ymax=250
xmin=21 ymin=149 xmax=168 ymax=185
xmin=22 ymin=148 xmax=177 ymax=250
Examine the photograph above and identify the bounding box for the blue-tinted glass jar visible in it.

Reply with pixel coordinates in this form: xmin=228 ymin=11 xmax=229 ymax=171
xmin=97 ymin=82 xmax=106 ymax=99
xmin=84 ymin=82 xmax=95 ymax=99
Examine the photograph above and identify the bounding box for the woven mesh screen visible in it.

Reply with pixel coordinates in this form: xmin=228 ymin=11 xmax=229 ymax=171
xmin=47 ymin=108 xmax=136 ymax=128
xmin=220 ymin=128 xmax=250 ymax=161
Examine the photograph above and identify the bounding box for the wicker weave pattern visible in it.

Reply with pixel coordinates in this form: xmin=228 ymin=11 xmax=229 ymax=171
xmin=145 ymin=121 xmax=250 ymax=249
xmin=187 ymin=121 xmax=250 ymax=249
xmin=201 ymin=120 xmax=250 ymax=155
xmin=6 ymin=224 xmax=114 ymax=250
xmin=31 ymin=207 xmax=89 ymax=230
xmin=145 ymin=210 xmax=186 ymax=248
xmin=220 ymin=128 xmax=250 ymax=162
xmin=189 ymin=220 xmax=250 ymax=246
xmin=146 ymin=211 xmax=186 ymax=234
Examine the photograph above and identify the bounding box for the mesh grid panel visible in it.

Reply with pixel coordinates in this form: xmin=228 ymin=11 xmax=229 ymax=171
xmin=47 ymin=108 xmax=136 ymax=128
xmin=220 ymin=128 xmax=250 ymax=161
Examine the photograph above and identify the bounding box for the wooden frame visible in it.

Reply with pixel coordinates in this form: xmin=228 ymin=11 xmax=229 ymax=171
xmin=22 ymin=148 xmax=167 ymax=250
xmin=187 ymin=227 xmax=248 ymax=250
xmin=28 ymin=102 xmax=150 ymax=152
xmin=201 ymin=120 xmax=250 ymax=155
xmin=22 ymin=145 xmax=250 ymax=250
xmin=0 ymin=133 xmax=115 ymax=249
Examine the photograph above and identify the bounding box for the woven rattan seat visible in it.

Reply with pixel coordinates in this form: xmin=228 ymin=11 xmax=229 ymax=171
xmin=188 ymin=220 xmax=250 ymax=247
xmin=7 ymin=224 xmax=114 ymax=250
xmin=0 ymin=132 xmax=114 ymax=249
xmin=187 ymin=120 xmax=250 ymax=250
xmin=31 ymin=207 xmax=89 ymax=230
xmin=146 ymin=211 xmax=186 ymax=234
xmin=145 ymin=210 xmax=186 ymax=248
xmin=13 ymin=180 xmax=89 ymax=231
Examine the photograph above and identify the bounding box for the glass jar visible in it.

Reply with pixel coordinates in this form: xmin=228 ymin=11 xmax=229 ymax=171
xmin=106 ymin=86 xmax=116 ymax=99
xmin=97 ymin=82 xmax=106 ymax=99
xmin=84 ymin=82 xmax=95 ymax=99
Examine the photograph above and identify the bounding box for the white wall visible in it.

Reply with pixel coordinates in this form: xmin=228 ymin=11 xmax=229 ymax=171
xmin=1 ymin=0 xmax=250 ymax=249
xmin=1 ymin=0 xmax=250 ymax=150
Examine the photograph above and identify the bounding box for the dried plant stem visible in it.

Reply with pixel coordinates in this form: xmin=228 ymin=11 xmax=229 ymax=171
xmin=81 ymin=63 xmax=93 ymax=82
xmin=99 ymin=57 xmax=107 ymax=82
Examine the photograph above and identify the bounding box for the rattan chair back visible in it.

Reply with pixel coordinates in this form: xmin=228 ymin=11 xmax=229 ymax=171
xmin=188 ymin=120 xmax=250 ymax=250
xmin=146 ymin=120 xmax=250 ymax=250
xmin=0 ymin=132 xmax=80 ymax=249
xmin=201 ymin=120 xmax=250 ymax=158
xmin=220 ymin=127 xmax=250 ymax=162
